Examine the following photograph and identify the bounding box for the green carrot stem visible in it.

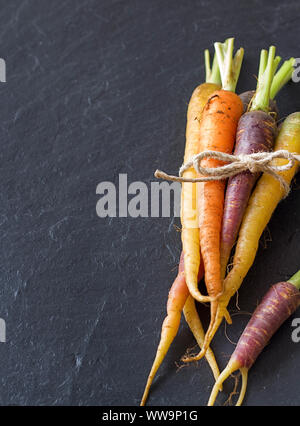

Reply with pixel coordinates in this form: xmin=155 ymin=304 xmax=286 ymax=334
xmin=214 ymin=37 xmax=244 ymax=92
xmin=273 ymin=56 xmax=282 ymax=77
xmin=251 ymin=46 xmax=276 ymax=112
xmin=258 ymin=50 xmax=268 ymax=81
xmin=270 ymin=57 xmax=295 ymax=99
xmin=211 ymin=51 xmax=221 ymax=85
xmin=288 ymin=270 xmax=300 ymax=290
xmin=205 ymin=50 xmax=211 ymax=82
xmin=205 ymin=50 xmax=221 ymax=85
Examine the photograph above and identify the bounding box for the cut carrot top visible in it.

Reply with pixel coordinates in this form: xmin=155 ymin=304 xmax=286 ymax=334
xmin=214 ymin=38 xmax=244 ymax=92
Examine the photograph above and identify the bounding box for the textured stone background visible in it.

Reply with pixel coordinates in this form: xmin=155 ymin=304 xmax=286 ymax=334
xmin=0 ymin=0 xmax=299 ymax=406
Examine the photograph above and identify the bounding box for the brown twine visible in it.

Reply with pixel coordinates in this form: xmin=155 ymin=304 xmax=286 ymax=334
xmin=154 ymin=150 xmax=300 ymax=198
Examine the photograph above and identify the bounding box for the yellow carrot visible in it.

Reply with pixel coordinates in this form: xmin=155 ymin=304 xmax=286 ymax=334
xmin=181 ymin=82 xmax=220 ymax=303
xmin=192 ymin=112 xmax=300 ymax=357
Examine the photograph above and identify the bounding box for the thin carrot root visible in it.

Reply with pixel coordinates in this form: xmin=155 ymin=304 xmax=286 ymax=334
xmin=140 ymin=310 xmax=181 ymax=406
xmin=224 ymin=309 xmax=232 ymax=324
xmin=189 ymin=290 xmax=218 ymax=303
xmin=207 ymin=359 xmax=241 ymax=406
xmin=183 ymin=296 xmax=220 ymax=382
xmin=182 ymin=303 xmax=226 ymax=362
xmin=236 ymin=368 xmax=248 ymax=406
xmin=196 ymin=299 xmax=220 ymax=361
xmin=204 ymin=304 xmax=227 ymax=351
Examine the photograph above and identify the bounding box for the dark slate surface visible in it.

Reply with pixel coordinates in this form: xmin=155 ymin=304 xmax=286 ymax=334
xmin=0 ymin=0 xmax=299 ymax=406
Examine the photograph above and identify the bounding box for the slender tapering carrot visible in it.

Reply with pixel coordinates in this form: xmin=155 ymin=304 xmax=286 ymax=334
xmin=208 ymin=270 xmax=300 ymax=406
xmin=141 ymin=253 xmax=189 ymax=406
xmin=185 ymin=38 xmax=244 ymax=353
xmin=220 ymin=49 xmax=295 ymax=280
xmin=193 ymin=112 xmax=300 ymax=360
xmin=140 ymin=48 xmax=222 ymax=406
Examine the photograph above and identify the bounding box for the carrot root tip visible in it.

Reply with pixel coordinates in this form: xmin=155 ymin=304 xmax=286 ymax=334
xmin=207 ymin=360 xmax=241 ymax=406
xmin=236 ymin=368 xmax=248 ymax=406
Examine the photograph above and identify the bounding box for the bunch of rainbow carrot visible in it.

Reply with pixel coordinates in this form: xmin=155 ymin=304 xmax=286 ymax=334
xmin=141 ymin=38 xmax=300 ymax=406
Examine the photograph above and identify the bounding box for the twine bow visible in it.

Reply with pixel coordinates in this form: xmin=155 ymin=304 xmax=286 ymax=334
xmin=154 ymin=150 xmax=300 ymax=198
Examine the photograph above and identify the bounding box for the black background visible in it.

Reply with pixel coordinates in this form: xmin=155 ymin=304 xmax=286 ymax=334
xmin=0 ymin=0 xmax=300 ymax=407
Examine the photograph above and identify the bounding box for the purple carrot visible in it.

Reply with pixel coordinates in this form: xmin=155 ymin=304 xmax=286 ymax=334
xmin=220 ymin=48 xmax=294 ymax=279
xmin=208 ymin=271 xmax=300 ymax=406
xmin=220 ymin=111 xmax=277 ymax=278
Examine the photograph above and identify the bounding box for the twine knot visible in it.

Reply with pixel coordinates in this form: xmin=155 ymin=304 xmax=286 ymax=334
xmin=155 ymin=150 xmax=300 ymax=198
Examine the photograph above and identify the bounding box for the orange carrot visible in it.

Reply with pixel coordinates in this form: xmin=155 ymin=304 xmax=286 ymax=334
xmin=190 ymin=39 xmax=244 ymax=352
xmin=140 ymin=253 xmax=187 ymax=406
xmin=198 ymin=89 xmax=243 ymax=310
